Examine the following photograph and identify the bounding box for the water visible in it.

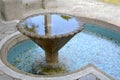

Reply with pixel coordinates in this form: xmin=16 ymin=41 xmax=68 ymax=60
xmin=22 ymin=14 xmax=79 ymax=36
xmin=8 ymin=23 xmax=120 ymax=79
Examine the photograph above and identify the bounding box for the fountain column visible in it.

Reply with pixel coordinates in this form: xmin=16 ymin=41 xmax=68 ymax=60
xmin=17 ymin=13 xmax=84 ymax=73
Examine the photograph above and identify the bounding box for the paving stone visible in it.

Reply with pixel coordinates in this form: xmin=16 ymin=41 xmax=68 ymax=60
xmin=0 ymin=75 xmax=14 ymax=80
xmin=0 ymin=71 xmax=4 ymax=75
xmin=77 ymin=74 xmax=100 ymax=80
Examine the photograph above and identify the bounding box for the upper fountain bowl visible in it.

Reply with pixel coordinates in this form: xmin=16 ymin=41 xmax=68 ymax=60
xmin=16 ymin=13 xmax=84 ymax=39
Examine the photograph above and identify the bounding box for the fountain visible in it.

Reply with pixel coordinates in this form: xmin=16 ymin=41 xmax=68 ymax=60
xmin=16 ymin=12 xmax=84 ymax=74
xmin=0 ymin=12 xmax=120 ymax=80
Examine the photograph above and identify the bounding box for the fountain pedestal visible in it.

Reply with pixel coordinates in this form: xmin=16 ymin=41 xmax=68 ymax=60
xmin=29 ymin=33 xmax=75 ymax=68
xmin=17 ymin=12 xmax=83 ymax=73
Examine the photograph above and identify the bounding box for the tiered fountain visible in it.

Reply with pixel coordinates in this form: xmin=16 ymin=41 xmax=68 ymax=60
xmin=16 ymin=12 xmax=84 ymax=74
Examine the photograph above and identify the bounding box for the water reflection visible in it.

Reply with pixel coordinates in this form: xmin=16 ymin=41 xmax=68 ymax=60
xmin=22 ymin=14 xmax=79 ymax=36
xmin=44 ymin=14 xmax=51 ymax=36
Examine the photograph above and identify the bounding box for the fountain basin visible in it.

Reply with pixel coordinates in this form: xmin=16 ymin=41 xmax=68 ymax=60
xmin=16 ymin=12 xmax=83 ymax=70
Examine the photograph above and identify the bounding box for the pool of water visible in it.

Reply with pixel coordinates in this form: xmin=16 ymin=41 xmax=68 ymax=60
xmin=21 ymin=14 xmax=80 ymax=36
xmin=8 ymin=23 xmax=120 ymax=79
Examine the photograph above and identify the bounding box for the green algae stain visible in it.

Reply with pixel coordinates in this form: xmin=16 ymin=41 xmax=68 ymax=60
xmin=61 ymin=15 xmax=72 ymax=21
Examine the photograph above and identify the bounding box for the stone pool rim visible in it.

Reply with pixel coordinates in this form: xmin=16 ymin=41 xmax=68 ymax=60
xmin=0 ymin=17 xmax=120 ymax=80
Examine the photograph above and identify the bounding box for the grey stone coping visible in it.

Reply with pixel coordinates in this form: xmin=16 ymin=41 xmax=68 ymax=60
xmin=0 ymin=75 xmax=14 ymax=80
xmin=79 ymin=73 xmax=99 ymax=80
xmin=0 ymin=31 xmax=115 ymax=80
